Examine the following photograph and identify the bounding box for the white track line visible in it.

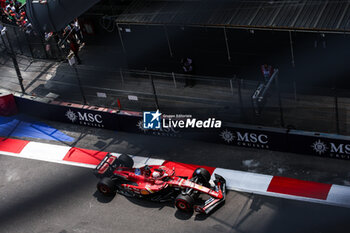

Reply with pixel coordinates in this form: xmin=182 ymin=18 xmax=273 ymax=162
xmin=327 ymin=185 xmax=350 ymax=208
xmin=212 ymin=168 xmax=273 ymax=192
xmin=1 ymin=150 xmax=96 ymax=169
xmin=20 ymin=142 xmax=71 ymax=161
xmin=110 ymin=153 xmax=165 ymax=167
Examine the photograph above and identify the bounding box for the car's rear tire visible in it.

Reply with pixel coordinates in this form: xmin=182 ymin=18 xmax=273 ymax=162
xmin=192 ymin=168 xmax=211 ymax=187
xmin=118 ymin=154 xmax=134 ymax=168
xmin=175 ymin=194 xmax=194 ymax=212
xmin=97 ymin=177 xmax=116 ymax=196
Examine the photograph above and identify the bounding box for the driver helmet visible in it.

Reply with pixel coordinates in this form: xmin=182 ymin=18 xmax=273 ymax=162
xmin=152 ymin=171 xmax=161 ymax=179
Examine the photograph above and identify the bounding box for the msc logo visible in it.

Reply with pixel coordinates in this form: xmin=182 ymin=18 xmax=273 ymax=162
xmin=143 ymin=110 xmax=161 ymax=129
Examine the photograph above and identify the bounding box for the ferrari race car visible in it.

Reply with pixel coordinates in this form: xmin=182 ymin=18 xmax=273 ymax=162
xmin=94 ymin=153 xmax=226 ymax=214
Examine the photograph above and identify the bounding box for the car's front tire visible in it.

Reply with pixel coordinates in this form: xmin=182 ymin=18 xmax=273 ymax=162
xmin=175 ymin=194 xmax=194 ymax=212
xmin=97 ymin=177 xmax=116 ymax=196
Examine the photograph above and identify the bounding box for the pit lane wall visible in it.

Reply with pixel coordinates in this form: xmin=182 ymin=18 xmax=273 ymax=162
xmin=13 ymin=96 xmax=350 ymax=160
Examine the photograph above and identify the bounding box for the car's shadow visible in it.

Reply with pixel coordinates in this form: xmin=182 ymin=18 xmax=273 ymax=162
xmin=174 ymin=209 xmax=194 ymax=220
xmin=93 ymin=191 xmax=116 ymax=203
xmin=93 ymin=190 xmax=197 ymax=219
xmin=93 ymin=190 xmax=227 ymax=220
xmin=125 ymin=196 xmax=198 ymax=220
xmin=124 ymin=195 xmax=173 ymax=209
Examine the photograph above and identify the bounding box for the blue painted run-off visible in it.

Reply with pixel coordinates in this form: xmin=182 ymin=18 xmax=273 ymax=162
xmin=0 ymin=114 xmax=74 ymax=142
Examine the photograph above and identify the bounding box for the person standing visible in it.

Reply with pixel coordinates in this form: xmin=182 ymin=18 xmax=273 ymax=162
xmin=68 ymin=33 xmax=81 ymax=64
xmin=261 ymin=64 xmax=273 ymax=82
xmin=181 ymin=57 xmax=195 ymax=87
xmin=72 ymin=18 xmax=84 ymax=44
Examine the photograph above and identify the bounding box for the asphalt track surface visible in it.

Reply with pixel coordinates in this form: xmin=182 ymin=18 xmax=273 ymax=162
xmin=1 ymin=116 xmax=350 ymax=232
xmin=1 ymin=153 xmax=350 ymax=233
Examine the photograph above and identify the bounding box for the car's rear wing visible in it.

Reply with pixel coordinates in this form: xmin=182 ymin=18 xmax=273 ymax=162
xmin=93 ymin=153 xmax=119 ymax=178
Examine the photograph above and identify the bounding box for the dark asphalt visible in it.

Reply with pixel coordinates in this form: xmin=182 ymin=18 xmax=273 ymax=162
xmin=1 ymin=116 xmax=350 ymax=232
xmin=1 ymin=152 xmax=350 ymax=233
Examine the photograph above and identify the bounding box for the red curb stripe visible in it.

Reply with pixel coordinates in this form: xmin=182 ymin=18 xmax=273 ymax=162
xmin=0 ymin=138 xmax=339 ymax=204
xmin=0 ymin=137 xmax=29 ymax=154
xmin=63 ymin=147 xmax=108 ymax=165
xmin=267 ymin=176 xmax=332 ymax=200
xmin=162 ymin=161 xmax=215 ymax=178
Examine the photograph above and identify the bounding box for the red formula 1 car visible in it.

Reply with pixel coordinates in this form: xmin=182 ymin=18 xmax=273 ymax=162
xmin=94 ymin=153 xmax=226 ymax=214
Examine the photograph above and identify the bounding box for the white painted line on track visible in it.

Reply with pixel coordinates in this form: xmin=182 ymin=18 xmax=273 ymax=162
xmin=110 ymin=153 xmax=165 ymax=167
xmin=250 ymin=191 xmax=341 ymax=207
xmin=0 ymin=150 xmax=96 ymax=169
xmin=212 ymin=168 xmax=273 ymax=192
xmin=131 ymin=155 xmax=165 ymax=167
xmin=326 ymin=185 xmax=350 ymax=208
xmin=20 ymin=142 xmax=71 ymax=161
xmin=144 ymin=157 xmax=165 ymax=166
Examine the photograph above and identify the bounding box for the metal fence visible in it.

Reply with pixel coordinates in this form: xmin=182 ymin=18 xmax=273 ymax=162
xmin=19 ymin=63 xmax=346 ymax=135
xmin=0 ymin=23 xmax=65 ymax=60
